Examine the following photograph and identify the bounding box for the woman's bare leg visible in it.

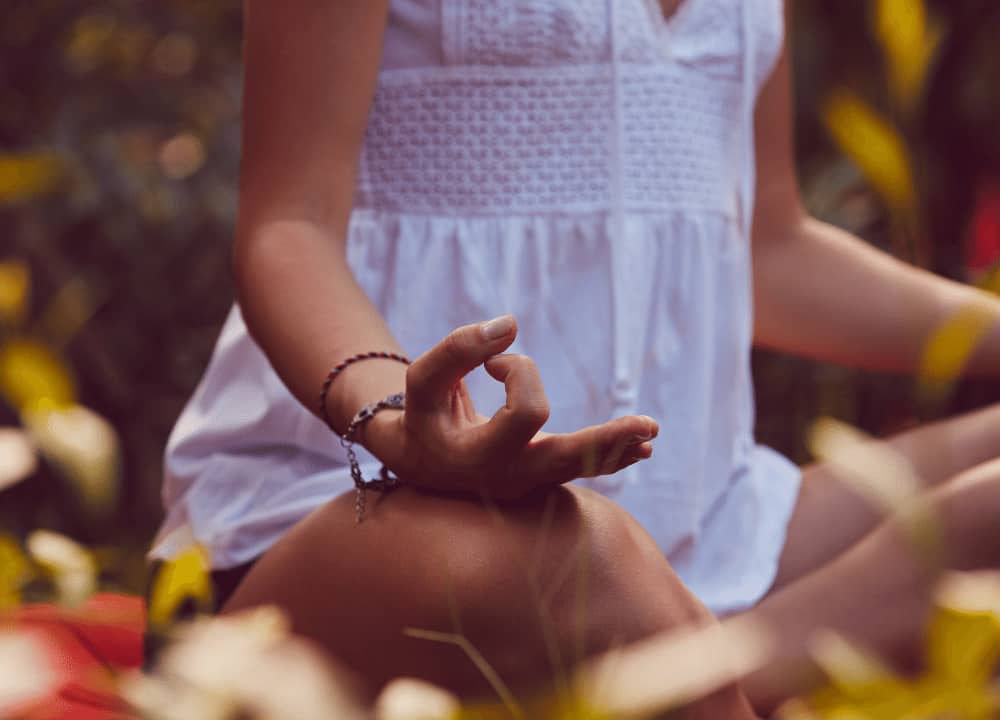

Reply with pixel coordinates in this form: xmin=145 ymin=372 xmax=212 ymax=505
xmin=742 ymin=456 xmax=1000 ymax=713
xmin=223 ymin=485 xmax=758 ymax=718
xmin=773 ymin=402 xmax=1000 ymax=590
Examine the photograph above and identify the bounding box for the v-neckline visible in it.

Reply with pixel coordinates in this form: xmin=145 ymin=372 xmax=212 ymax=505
xmin=646 ymin=0 xmax=696 ymax=61
xmin=657 ymin=0 xmax=697 ymax=34
xmin=657 ymin=0 xmax=687 ymax=24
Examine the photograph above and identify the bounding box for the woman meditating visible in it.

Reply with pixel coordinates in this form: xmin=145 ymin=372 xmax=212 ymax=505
xmin=150 ymin=0 xmax=1000 ymax=714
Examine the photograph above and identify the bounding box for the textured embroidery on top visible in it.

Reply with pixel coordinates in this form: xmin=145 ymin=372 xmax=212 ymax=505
xmin=444 ymin=0 xmax=611 ymax=66
xmin=440 ymin=0 xmax=782 ymax=77
xmin=356 ymin=66 xmax=739 ymax=216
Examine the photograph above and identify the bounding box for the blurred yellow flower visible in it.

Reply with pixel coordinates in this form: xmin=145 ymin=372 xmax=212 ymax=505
xmin=0 ymin=261 xmax=30 ymax=327
xmin=0 ymin=337 xmax=75 ymax=413
xmin=0 ymin=630 xmax=57 ymax=715
xmin=0 ymin=153 xmax=63 ymax=204
xmin=125 ymin=606 xmax=365 ymax=720
xmin=147 ymin=539 xmax=214 ymax=628
xmin=576 ymin=614 xmax=774 ymax=719
xmin=822 ymin=89 xmax=916 ymax=213
xmin=808 ymin=418 xmax=940 ymax=564
xmin=803 ymin=572 xmax=1000 ymax=720
xmin=26 ymin=529 xmax=98 ymax=607
xmin=0 ymin=427 xmax=38 ymax=493
xmin=376 ymin=678 xmax=461 ymax=720
xmin=918 ymin=301 xmax=995 ymax=401
xmin=873 ymin=0 xmax=941 ymax=110
xmin=22 ymin=403 xmax=120 ymax=517
xmin=0 ymin=534 xmax=30 ymax=611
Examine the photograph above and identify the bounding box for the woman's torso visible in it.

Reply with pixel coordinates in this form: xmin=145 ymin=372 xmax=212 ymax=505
xmin=153 ymin=0 xmax=800 ymax=615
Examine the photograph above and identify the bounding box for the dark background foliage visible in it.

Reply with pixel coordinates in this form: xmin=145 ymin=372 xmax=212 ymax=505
xmin=1 ymin=0 xmax=998 ymax=587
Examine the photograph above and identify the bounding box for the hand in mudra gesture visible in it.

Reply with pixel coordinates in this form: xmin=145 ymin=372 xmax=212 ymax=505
xmin=368 ymin=315 xmax=658 ymax=499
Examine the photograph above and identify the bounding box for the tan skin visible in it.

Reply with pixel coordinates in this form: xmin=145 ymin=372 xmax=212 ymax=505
xmin=225 ymin=0 xmax=1000 ymax=714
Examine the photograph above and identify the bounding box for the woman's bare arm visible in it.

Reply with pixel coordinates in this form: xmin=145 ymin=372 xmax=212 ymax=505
xmin=751 ymin=33 xmax=1000 ymax=375
xmin=231 ymin=1 xmax=657 ymax=497
xmin=234 ymin=0 xmax=406 ymax=432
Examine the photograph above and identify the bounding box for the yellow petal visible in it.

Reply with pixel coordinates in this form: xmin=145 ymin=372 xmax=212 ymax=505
xmin=822 ymin=89 xmax=915 ymax=211
xmin=0 ymin=630 xmax=58 ymax=713
xmin=26 ymin=529 xmax=97 ymax=606
xmin=22 ymin=404 xmax=120 ymax=517
xmin=873 ymin=0 xmax=940 ymax=109
xmin=0 ymin=153 xmax=63 ymax=204
xmin=148 ymin=541 xmax=214 ymax=628
xmin=918 ymin=301 xmax=995 ymax=397
xmin=0 ymin=427 xmax=38 ymax=492
xmin=376 ymin=678 xmax=461 ymax=720
xmin=147 ymin=607 xmax=366 ymax=720
xmin=0 ymin=534 xmax=30 ymax=611
xmin=0 ymin=337 xmax=75 ymax=413
xmin=808 ymin=629 xmax=897 ymax=694
xmin=925 ymin=606 xmax=1000 ymax=685
xmin=809 ymin=418 xmax=920 ymax=512
xmin=809 ymin=418 xmax=941 ymax=565
xmin=0 ymin=261 xmax=30 ymax=327
xmin=576 ymin=615 xmax=775 ymax=718
xmin=936 ymin=571 xmax=1000 ymax=617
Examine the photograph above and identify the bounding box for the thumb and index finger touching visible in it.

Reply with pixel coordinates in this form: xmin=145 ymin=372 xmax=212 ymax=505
xmin=405 ymin=314 xmax=519 ymax=408
xmin=407 ymin=314 xmax=660 ymax=477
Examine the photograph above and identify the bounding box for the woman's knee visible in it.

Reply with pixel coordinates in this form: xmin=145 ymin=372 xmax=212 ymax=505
xmin=223 ymin=485 xmax=710 ymax=699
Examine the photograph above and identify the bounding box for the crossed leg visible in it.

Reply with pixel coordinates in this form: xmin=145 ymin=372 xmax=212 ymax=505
xmin=223 ymin=485 xmax=758 ymax=718
xmin=742 ymin=403 xmax=1000 ymax=712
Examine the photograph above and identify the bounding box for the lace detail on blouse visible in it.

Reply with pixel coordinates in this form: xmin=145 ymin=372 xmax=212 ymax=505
xmin=357 ymin=65 xmax=742 ymax=217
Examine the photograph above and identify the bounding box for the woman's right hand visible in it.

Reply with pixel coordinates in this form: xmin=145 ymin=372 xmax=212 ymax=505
xmin=362 ymin=315 xmax=658 ymax=500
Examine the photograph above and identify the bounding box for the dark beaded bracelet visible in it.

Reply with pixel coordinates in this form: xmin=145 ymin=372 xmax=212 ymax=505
xmin=342 ymin=391 xmax=406 ymax=522
xmin=318 ymin=352 xmax=410 ymax=435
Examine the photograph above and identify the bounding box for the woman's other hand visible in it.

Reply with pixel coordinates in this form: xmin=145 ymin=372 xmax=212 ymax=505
xmin=362 ymin=315 xmax=658 ymax=499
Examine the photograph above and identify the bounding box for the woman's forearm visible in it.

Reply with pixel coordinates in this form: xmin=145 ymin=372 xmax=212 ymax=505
xmin=233 ymin=217 xmax=408 ymax=433
xmin=753 ymin=216 xmax=1000 ymax=376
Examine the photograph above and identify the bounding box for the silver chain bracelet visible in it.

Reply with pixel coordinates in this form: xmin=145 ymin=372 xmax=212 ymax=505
xmin=341 ymin=391 xmax=406 ymax=522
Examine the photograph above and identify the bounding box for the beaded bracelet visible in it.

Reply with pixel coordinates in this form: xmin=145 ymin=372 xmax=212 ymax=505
xmin=342 ymin=392 xmax=406 ymax=522
xmin=318 ymin=352 xmax=410 ymax=435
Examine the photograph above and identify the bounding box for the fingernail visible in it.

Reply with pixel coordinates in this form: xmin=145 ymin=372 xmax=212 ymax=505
xmin=630 ymin=433 xmax=654 ymax=443
xmin=481 ymin=314 xmax=515 ymax=341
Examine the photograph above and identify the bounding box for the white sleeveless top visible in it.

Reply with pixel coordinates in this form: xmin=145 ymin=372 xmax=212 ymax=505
xmin=152 ymin=0 xmax=800 ymax=615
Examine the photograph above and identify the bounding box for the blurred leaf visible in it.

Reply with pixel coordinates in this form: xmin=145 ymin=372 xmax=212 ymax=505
xmin=0 ymin=630 xmax=58 ymax=715
xmin=22 ymin=403 xmax=120 ymax=517
xmin=0 ymin=534 xmax=30 ymax=611
xmin=822 ymin=89 xmax=916 ymax=212
xmin=26 ymin=529 xmax=97 ymax=606
xmin=0 ymin=427 xmax=38 ymax=492
xmin=0 ymin=337 xmax=75 ymax=413
xmin=873 ymin=0 xmax=941 ymax=110
xmin=0 ymin=261 xmax=30 ymax=327
xmin=0 ymin=152 xmax=63 ymax=204
xmin=917 ymin=302 xmax=994 ymax=400
xmin=148 ymin=540 xmax=213 ymax=628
